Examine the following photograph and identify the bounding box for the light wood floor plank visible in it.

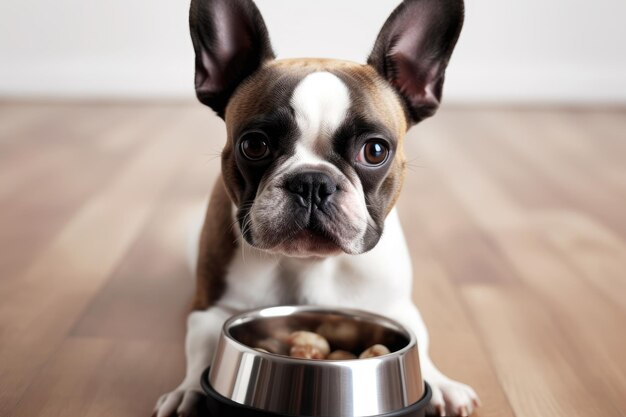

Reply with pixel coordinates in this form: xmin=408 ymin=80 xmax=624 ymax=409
xmin=11 ymin=338 xmax=185 ymax=417
xmin=412 ymin=123 xmax=626 ymax=415
xmin=462 ymin=285 xmax=622 ymax=417
xmin=530 ymin=210 xmax=626 ymax=313
xmin=0 ymin=109 xmax=207 ymax=415
xmin=0 ymin=106 xmax=182 ymax=281
xmin=478 ymin=111 xmax=626 ymax=236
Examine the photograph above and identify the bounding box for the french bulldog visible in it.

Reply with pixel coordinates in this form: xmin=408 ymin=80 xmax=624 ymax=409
xmin=154 ymin=0 xmax=480 ymax=416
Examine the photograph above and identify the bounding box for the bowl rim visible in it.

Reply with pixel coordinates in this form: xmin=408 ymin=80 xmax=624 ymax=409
xmin=220 ymin=304 xmax=417 ymax=364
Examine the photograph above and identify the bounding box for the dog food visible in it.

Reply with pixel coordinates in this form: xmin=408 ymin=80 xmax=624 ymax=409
xmin=289 ymin=344 xmax=326 ymax=359
xmin=287 ymin=330 xmax=331 ymax=357
xmin=255 ymin=328 xmax=391 ymax=360
xmin=358 ymin=344 xmax=391 ymax=359
xmin=315 ymin=320 xmax=360 ymax=352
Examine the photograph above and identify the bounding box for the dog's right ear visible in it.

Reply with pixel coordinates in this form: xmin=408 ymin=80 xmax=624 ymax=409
xmin=189 ymin=0 xmax=275 ymax=118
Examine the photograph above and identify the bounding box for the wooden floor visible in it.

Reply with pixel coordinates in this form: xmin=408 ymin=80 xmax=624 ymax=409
xmin=1 ymin=102 xmax=625 ymax=417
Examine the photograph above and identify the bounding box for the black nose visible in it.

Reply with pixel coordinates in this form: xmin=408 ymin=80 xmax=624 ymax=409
xmin=286 ymin=171 xmax=337 ymax=208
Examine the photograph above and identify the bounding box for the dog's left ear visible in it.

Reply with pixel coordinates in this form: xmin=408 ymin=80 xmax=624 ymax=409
xmin=368 ymin=0 xmax=464 ymax=125
xmin=189 ymin=0 xmax=275 ymax=118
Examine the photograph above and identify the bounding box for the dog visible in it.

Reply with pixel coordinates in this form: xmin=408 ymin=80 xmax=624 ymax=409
xmin=154 ymin=0 xmax=480 ymax=416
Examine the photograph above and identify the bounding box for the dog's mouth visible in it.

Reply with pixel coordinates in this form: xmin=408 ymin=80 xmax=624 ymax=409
xmin=242 ymin=209 xmax=352 ymax=257
xmin=272 ymin=228 xmax=344 ymax=257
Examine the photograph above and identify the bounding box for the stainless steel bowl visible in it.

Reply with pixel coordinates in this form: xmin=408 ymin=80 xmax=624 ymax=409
xmin=202 ymin=305 xmax=429 ymax=417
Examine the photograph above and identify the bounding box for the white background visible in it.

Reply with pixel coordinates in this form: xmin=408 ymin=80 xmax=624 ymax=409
xmin=1 ymin=0 xmax=625 ymax=103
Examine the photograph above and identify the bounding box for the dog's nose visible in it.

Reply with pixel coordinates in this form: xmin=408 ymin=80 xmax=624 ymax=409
xmin=286 ymin=171 xmax=337 ymax=208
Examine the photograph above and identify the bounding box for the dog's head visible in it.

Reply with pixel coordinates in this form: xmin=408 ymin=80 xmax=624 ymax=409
xmin=190 ymin=0 xmax=463 ymax=257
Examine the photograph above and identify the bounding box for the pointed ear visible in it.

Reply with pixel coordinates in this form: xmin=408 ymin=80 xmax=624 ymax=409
xmin=368 ymin=0 xmax=464 ymax=125
xmin=189 ymin=0 xmax=275 ymax=118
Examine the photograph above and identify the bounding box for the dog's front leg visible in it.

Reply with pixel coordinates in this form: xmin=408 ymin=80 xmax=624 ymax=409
xmin=153 ymin=306 xmax=232 ymax=417
xmin=390 ymin=302 xmax=480 ymax=416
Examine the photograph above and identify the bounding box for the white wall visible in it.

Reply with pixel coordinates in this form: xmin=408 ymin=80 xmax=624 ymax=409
xmin=1 ymin=0 xmax=625 ymax=103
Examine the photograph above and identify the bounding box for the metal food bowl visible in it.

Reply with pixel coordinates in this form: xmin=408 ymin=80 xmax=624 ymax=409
xmin=201 ymin=305 xmax=431 ymax=417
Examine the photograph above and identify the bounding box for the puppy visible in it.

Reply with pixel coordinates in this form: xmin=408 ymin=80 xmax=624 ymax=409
xmin=154 ymin=0 xmax=480 ymax=416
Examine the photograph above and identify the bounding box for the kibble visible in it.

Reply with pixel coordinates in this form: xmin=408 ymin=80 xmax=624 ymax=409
xmin=289 ymin=344 xmax=325 ymax=359
xmin=359 ymin=344 xmax=390 ymax=359
xmin=316 ymin=320 xmax=360 ymax=351
xmin=287 ymin=331 xmax=331 ymax=357
xmin=253 ymin=327 xmax=392 ymax=361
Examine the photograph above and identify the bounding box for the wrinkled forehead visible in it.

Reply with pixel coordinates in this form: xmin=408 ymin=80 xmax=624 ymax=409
xmin=225 ymin=58 xmax=408 ymax=143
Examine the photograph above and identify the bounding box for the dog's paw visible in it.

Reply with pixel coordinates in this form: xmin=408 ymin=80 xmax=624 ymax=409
xmin=152 ymin=388 xmax=204 ymax=417
xmin=425 ymin=378 xmax=480 ymax=416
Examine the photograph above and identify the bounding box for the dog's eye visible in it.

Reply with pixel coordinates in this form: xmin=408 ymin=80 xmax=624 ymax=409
xmin=357 ymin=140 xmax=389 ymax=166
xmin=240 ymin=132 xmax=270 ymax=161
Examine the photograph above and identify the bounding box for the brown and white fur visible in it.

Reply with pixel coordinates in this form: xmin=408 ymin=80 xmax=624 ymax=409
xmin=154 ymin=1 xmax=480 ymax=416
